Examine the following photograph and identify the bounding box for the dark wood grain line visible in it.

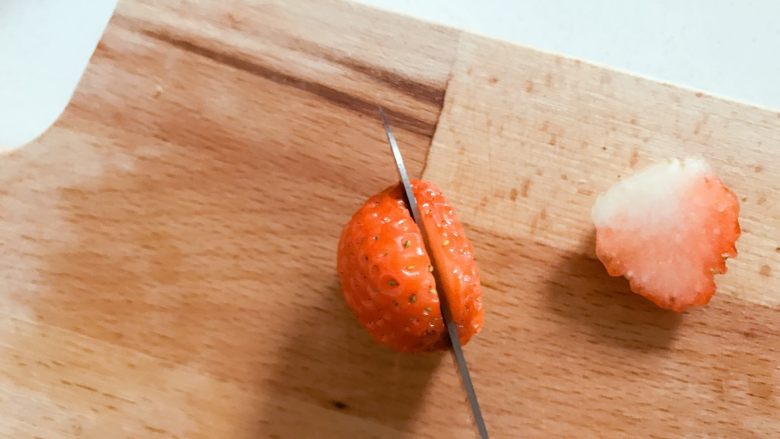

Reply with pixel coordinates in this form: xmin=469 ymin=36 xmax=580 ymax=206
xmin=143 ymin=28 xmax=434 ymax=137
xmin=216 ymin=11 xmax=447 ymax=107
xmin=124 ymin=24 xmax=438 ymax=137
xmin=255 ymin=31 xmax=447 ymax=106
xmin=304 ymin=46 xmax=445 ymax=106
xmin=333 ymin=56 xmax=445 ymax=106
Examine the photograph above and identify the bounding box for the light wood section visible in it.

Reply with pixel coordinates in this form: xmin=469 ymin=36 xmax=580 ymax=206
xmin=0 ymin=0 xmax=778 ymax=437
xmin=425 ymin=33 xmax=780 ymax=437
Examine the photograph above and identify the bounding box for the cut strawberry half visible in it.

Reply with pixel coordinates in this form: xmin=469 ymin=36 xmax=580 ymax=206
xmin=337 ymin=180 xmax=484 ymax=352
xmin=591 ymin=158 xmax=740 ymax=312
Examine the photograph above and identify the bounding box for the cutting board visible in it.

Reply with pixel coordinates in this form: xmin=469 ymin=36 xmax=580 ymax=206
xmin=1 ymin=1 xmax=778 ymax=437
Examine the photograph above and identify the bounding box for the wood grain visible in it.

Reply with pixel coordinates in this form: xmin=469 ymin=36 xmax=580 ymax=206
xmin=425 ymin=34 xmax=780 ymax=437
xmin=0 ymin=0 xmax=778 ymax=438
xmin=1 ymin=1 xmax=459 ymax=438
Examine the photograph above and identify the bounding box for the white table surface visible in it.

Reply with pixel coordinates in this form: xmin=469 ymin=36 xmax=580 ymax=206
xmin=1 ymin=0 xmax=778 ymax=152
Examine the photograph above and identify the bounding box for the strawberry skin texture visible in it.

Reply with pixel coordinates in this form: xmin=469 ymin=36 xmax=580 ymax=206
xmin=337 ymin=180 xmax=484 ymax=352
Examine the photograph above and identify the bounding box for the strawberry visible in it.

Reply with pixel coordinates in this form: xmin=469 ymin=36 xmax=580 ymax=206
xmin=591 ymin=158 xmax=740 ymax=312
xmin=337 ymin=179 xmax=484 ymax=352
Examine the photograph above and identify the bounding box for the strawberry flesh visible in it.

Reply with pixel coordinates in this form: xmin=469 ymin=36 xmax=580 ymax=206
xmin=592 ymin=158 xmax=740 ymax=312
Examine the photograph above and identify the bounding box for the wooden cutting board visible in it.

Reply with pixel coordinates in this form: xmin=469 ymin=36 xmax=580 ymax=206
xmin=1 ymin=0 xmax=778 ymax=437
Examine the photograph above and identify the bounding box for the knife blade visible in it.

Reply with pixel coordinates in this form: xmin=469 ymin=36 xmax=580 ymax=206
xmin=379 ymin=108 xmax=489 ymax=439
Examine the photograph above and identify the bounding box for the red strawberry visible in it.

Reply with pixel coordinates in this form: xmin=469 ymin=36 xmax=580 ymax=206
xmin=591 ymin=158 xmax=740 ymax=312
xmin=337 ymin=179 xmax=484 ymax=352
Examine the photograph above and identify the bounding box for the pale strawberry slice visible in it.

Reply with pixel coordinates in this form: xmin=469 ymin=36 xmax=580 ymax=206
xmin=591 ymin=158 xmax=740 ymax=312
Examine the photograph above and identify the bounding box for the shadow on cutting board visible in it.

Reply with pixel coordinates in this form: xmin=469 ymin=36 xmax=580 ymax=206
xmin=543 ymin=232 xmax=683 ymax=351
xmin=260 ymin=277 xmax=444 ymax=438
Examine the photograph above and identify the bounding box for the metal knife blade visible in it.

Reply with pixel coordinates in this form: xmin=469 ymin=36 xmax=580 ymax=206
xmin=379 ymin=108 xmax=489 ymax=439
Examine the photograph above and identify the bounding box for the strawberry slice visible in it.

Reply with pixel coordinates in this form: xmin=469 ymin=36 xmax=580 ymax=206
xmin=591 ymin=158 xmax=740 ymax=312
xmin=337 ymin=180 xmax=484 ymax=352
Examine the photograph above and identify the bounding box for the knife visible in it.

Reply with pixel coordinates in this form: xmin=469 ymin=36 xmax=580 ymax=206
xmin=379 ymin=108 xmax=489 ymax=439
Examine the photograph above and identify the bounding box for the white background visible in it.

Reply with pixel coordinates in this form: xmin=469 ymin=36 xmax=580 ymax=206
xmin=1 ymin=0 xmax=778 ymax=152
xmin=359 ymin=0 xmax=780 ymax=108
